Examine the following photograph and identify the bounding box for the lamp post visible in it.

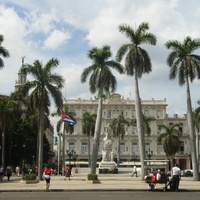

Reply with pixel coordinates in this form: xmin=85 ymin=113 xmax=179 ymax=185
xmin=66 ymin=150 xmax=73 ymax=166
xmin=32 ymin=155 xmax=35 ymax=165
xmin=132 ymin=152 xmax=137 ymax=165
xmin=147 ymin=148 xmax=153 ymax=172
xmin=147 ymin=148 xmax=152 ymax=159
xmin=57 ymin=133 xmax=62 ymax=176
xmin=32 ymin=155 xmax=35 ymax=173
xmin=74 ymin=153 xmax=78 ymax=173
xmin=66 ymin=150 xmax=78 ymax=173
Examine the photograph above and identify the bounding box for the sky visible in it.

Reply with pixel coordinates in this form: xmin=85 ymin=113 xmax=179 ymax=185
xmin=0 ymin=0 xmax=200 ymax=130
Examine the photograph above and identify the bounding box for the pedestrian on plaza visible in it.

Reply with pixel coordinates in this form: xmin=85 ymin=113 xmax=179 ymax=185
xmin=0 ymin=165 xmax=3 ymax=181
xmin=156 ymin=169 xmax=161 ymax=181
xmin=171 ymin=163 xmax=181 ymax=191
xmin=43 ymin=165 xmax=52 ymax=191
xmin=64 ymin=165 xmax=71 ymax=180
xmin=15 ymin=166 xmax=20 ymax=177
xmin=22 ymin=165 xmax=28 ymax=176
xmin=6 ymin=166 xmax=12 ymax=181
xmin=131 ymin=165 xmax=138 ymax=177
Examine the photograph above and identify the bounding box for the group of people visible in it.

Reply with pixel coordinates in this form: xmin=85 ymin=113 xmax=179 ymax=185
xmin=147 ymin=163 xmax=181 ymax=191
xmin=0 ymin=165 xmax=14 ymax=181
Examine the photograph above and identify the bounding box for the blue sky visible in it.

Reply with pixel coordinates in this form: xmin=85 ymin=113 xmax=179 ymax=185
xmin=0 ymin=0 xmax=200 ymax=128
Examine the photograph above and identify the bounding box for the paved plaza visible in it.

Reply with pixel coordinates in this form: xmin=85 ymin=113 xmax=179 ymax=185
xmin=0 ymin=173 xmax=200 ymax=192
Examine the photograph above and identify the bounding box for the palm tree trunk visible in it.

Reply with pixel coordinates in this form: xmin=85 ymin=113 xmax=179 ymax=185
xmin=134 ymin=72 xmax=145 ymax=180
xmin=195 ymin=128 xmax=199 ymax=163
xmin=88 ymin=129 xmax=91 ymax=167
xmin=1 ymin=128 xmax=5 ymax=174
xmin=117 ymin=134 xmax=120 ymax=167
xmin=170 ymin=156 xmax=173 ymax=171
xmin=62 ymin=126 xmax=66 ymax=176
xmin=90 ymin=96 xmax=103 ymax=174
xmin=38 ymin=103 xmax=45 ymax=180
xmin=186 ymin=78 xmax=199 ymax=180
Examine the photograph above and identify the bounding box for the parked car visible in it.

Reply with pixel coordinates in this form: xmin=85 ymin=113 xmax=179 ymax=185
xmin=183 ymin=169 xmax=193 ymax=177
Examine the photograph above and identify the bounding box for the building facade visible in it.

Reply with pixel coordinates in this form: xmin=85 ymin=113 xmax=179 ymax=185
xmin=62 ymin=93 xmax=192 ymax=170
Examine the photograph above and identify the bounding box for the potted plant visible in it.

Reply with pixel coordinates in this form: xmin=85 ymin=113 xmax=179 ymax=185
xmin=20 ymin=174 xmax=39 ymax=184
xmin=87 ymin=173 xmax=101 ymax=184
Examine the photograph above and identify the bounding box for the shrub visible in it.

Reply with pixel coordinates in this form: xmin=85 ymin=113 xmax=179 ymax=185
xmin=23 ymin=173 xmax=37 ymax=180
xmin=87 ymin=173 xmax=98 ymax=180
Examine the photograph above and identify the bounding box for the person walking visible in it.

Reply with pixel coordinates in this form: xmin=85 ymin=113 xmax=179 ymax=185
xmin=171 ymin=163 xmax=181 ymax=191
xmin=6 ymin=166 xmax=12 ymax=181
xmin=0 ymin=165 xmax=3 ymax=181
xmin=43 ymin=165 xmax=52 ymax=191
xmin=64 ymin=165 xmax=71 ymax=180
xmin=15 ymin=166 xmax=20 ymax=177
xmin=131 ymin=165 xmax=138 ymax=177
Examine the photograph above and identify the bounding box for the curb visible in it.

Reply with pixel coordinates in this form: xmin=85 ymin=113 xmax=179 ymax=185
xmin=0 ymin=188 xmax=199 ymax=193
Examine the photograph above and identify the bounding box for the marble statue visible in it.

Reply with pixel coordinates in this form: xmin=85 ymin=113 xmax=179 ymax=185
xmin=99 ymin=123 xmax=117 ymax=173
xmin=101 ymin=123 xmax=113 ymax=162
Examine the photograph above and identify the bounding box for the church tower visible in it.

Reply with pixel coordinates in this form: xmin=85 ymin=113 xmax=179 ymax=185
xmin=15 ymin=56 xmax=27 ymax=91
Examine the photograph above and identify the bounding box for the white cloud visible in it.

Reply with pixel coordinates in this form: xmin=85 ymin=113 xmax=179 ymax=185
xmin=0 ymin=0 xmax=200 ymax=121
xmin=43 ymin=30 xmax=71 ymax=50
xmin=26 ymin=11 xmax=57 ymax=35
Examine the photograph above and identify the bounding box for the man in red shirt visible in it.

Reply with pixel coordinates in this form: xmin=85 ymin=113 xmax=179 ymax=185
xmin=65 ymin=165 xmax=71 ymax=180
xmin=43 ymin=165 xmax=52 ymax=191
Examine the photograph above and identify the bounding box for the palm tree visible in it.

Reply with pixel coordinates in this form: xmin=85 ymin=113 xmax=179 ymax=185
xmin=193 ymin=100 xmax=200 ymax=163
xmin=111 ymin=115 xmax=130 ymax=166
xmin=0 ymin=95 xmax=22 ymax=172
xmin=116 ymin=22 xmax=157 ymax=179
xmin=0 ymin=34 xmax=10 ymax=70
xmin=21 ymin=58 xmax=64 ymax=180
xmin=165 ymin=36 xmax=200 ymax=181
xmin=81 ymin=45 xmax=124 ymax=174
xmin=82 ymin=112 xmax=96 ymax=167
xmin=157 ymin=124 xmax=182 ymax=171
xmin=54 ymin=105 xmax=76 ymax=175
xmin=132 ymin=114 xmax=155 ymax=137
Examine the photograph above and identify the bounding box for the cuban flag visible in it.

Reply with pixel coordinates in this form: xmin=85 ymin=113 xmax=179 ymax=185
xmin=61 ymin=110 xmax=76 ymax=125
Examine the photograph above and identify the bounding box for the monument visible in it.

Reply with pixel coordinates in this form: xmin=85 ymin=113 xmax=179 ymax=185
xmin=99 ymin=123 xmax=117 ymax=174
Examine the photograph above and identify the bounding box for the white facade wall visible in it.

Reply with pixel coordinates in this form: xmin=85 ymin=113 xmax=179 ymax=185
xmin=62 ymin=93 xmax=191 ymax=169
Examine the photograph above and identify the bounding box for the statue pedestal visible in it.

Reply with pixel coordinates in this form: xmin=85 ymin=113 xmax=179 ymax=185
xmin=98 ymin=161 xmax=118 ymax=174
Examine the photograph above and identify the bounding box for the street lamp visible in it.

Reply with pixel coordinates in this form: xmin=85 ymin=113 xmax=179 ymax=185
xmin=146 ymin=148 xmax=153 ymax=172
xmin=74 ymin=153 xmax=78 ymax=173
xmin=57 ymin=133 xmax=62 ymax=176
xmin=66 ymin=150 xmax=78 ymax=173
xmin=132 ymin=152 xmax=137 ymax=164
xmin=147 ymin=148 xmax=153 ymax=160
xmin=66 ymin=150 xmax=74 ymax=166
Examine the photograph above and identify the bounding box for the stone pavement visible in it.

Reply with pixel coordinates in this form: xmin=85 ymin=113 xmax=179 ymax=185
xmin=0 ymin=173 xmax=200 ymax=192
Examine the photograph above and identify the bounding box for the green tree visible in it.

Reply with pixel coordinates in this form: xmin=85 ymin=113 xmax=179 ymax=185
xmin=82 ymin=112 xmax=96 ymax=167
xmin=21 ymin=58 xmax=64 ymax=180
xmin=157 ymin=124 xmax=182 ymax=171
xmin=132 ymin=114 xmax=155 ymax=137
xmin=81 ymin=45 xmax=124 ymax=174
xmin=53 ymin=105 xmax=76 ymax=175
xmin=0 ymin=34 xmax=10 ymax=70
xmin=165 ymin=36 xmax=200 ymax=181
xmin=0 ymin=95 xmax=22 ymax=172
xmin=111 ymin=115 xmax=130 ymax=166
xmin=116 ymin=22 xmax=157 ymax=179
xmin=9 ymin=117 xmax=50 ymax=167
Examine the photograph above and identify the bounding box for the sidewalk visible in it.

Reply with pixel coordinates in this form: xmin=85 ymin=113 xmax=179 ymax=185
xmin=0 ymin=174 xmax=200 ymax=192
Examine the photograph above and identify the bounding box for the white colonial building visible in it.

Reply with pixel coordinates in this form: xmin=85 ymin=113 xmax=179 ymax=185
xmin=61 ymin=93 xmax=192 ymax=170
